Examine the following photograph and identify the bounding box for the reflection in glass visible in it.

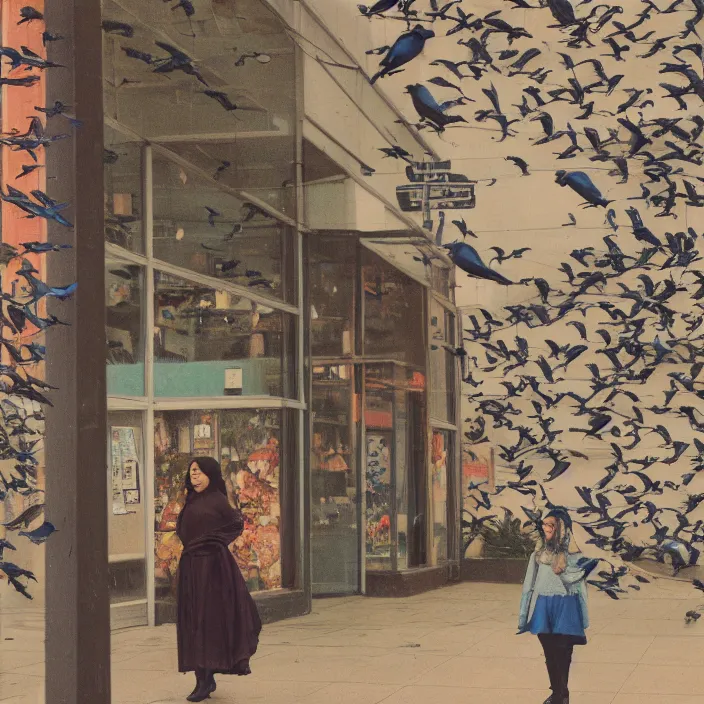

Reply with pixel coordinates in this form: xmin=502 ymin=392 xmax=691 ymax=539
xmin=308 ymin=237 xmax=355 ymax=358
xmin=104 ymin=126 xmax=143 ymax=252
xmin=101 ymin=0 xmax=296 ymax=213
xmin=311 ymin=364 xmax=359 ymax=594
xmin=362 ymin=249 xmax=425 ymax=366
xmin=106 ymin=262 xmax=145 ymax=396
xmin=429 ymin=299 xmax=456 ymax=423
xmin=152 ymin=154 xmax=292 ymax=302
xmin=154 ymin=408 xmax=282 ymax=613
xmin=108 ymin=411 xmax=147 ymax=610
xmin=365 ymin=363 xmax=394 ymax=571
xmin=153 ymin=271 xmax=295 ymax=397
xmin=431 ymin=430 xmax=449 ymax=564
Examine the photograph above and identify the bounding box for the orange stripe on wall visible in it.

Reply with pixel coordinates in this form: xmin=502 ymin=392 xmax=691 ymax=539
xmin=1 ymin=0 xmax=48 ymax=358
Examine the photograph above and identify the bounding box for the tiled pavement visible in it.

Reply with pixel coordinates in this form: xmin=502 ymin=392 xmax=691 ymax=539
xmin=3 ymin=579 xmax=704 ymax=703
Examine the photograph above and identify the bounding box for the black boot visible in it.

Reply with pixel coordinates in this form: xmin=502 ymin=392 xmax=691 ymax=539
xmin=538 ymin=634 xmax=559 ymax=704
xmin=555 ymin=644 xmax=573 ymax=704
xmin=205 ymin=670 xmax=216 ymax=694
xmin=186 ymin=669 xmax=212 ymax=702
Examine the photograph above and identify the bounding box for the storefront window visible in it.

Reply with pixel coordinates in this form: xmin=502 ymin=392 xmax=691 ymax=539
xmin=364 ymin=363 xmax=394 ymax=571
xmin=154 ymin=409 xmax=283 ymax=609
xmin=431 ymin=430 xmax=450 ymax=564
xmin=308 ymin=237 xmax=356 ymax=358
xmin=108 ymin=411 xmax=147 ymax=616
xmin=100 ymin=0 xmax=296 ymax=142
xmin=362 ymin=249 xmax=425 ymax=366
xmin=106 ymin=261 xmax=145 ymax=396
xmin=153 ymin=270 xmax=296 ymax=398
xmin=311 ymin=363 xmax=359 ymax=594
xmin=152 ymin=154 xmax=293 ymax=303
xmin=164 ymin=138 xmax=296 ymax=220
xmin=104 ymin=125 xmax=143 ymax=253
xmin=429 ymin=298 xmax=456 ymax=423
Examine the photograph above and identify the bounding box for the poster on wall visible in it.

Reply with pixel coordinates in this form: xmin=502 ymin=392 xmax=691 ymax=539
xmin=365 ymin=433 xmax=392 ymax=559
xmin=111 ymin=426 xmax=141 ymax=514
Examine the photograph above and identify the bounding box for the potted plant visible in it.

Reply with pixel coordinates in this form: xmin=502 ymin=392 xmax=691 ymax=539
xmin=461 ymin=508 xmax=536 ymax=583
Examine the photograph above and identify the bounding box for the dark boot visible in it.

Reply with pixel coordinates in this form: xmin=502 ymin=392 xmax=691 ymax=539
xmin=186 ymin=669 xmax=212 ymax=702
xmin=187 ymin=669 xmax=204 ymax=700
xmin=538 ymin=634 xmax=559 ymax=704
xmin=554 ymin=643 xmax=573 ymax=703
xmin=205 ymin=670 xmax=216 ymax=694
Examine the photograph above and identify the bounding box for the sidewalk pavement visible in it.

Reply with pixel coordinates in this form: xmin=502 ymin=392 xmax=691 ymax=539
xmin=3 ymin=579 xmax=704 ymax=703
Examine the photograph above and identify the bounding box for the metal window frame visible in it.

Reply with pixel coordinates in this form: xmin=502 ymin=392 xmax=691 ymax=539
xmin=106 ymin=87 xmax=309 ymax=624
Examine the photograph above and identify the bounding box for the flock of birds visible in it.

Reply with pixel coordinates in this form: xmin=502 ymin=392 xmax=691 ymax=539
xmin=1 ymin=0 xmax=704 ymax=617
xmin=0 ymin=5 xmax=68 ymax=599
xmin=361 ymin=0 xmax=704 ymax=612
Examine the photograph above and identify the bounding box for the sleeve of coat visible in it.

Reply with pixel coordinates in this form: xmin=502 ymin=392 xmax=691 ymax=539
xmin=213 ymin=493 xmax=246 ymax=542
xmin=517 ymin=554 xmax=537 ymax=631
xmin=560 ymin=551 xmax=591 ymax=585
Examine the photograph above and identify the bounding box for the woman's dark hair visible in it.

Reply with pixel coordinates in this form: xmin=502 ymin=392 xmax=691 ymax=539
xmin=184 ymin=456 xmax=227 ymax=498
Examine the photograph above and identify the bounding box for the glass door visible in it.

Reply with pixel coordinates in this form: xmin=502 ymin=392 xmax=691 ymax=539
xmin=310 ymin=364 xmax=360 ymax=594
xmin=107 ymin=410 xmax=148 ymax=629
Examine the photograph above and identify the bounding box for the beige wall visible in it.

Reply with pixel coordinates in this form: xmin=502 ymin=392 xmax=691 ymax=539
xmin=294 ymin=0 xmax=704 ymax=565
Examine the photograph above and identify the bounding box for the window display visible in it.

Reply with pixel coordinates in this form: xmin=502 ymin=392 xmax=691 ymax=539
xmin=107 ymin=411 xmax=146 ymax=609
xmin=362 ymin=249 xmax=425 ymax=366
xmin=106 ymin=261 xmax=145 ymax=396
xmin=152 ymin=154 xmax=294 ymax=303
xmin=153 ymin=409 xmax=283 ymax=607
xmin=104 ymin=125 xmax=143 ymax=253
xmin=429 ymin=299 xmax=456 ymax=423
xmin=308 ymin=237 xmax=356 ymax=358
xmin=311 ymin=363 xmax=359 ymax=594
xmin=431 ymin=430 xmax=449 ymax=564
xmin=153 ymin=270 xmax=296 ymax=397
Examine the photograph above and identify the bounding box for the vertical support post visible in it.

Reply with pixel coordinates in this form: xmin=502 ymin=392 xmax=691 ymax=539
xmin=292 ymin=0 xmax=310 ymax=605
xmin=143 ymin=145 xmax=156 ymax=626
xmin=43 ymin=0 xmax=110 ymax=702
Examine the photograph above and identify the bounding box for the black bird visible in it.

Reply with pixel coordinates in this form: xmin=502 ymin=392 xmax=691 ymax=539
xmin=18 ymin=5 xmax=43 ymax=24
xmin=506 ymin=156 xmax=530 ymax=176
xmin=101 ymin=20 xmax=134 ymax=37
xmin=153 ymin=42 xmax=208 ymax=86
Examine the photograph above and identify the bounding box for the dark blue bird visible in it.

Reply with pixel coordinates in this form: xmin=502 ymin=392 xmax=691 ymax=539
xmin=16 ymin=259 xmax=77 ymax=303
xmin=555 ymin=170 xmax=612 ymax=208
xmin=19 ymin=521 xmax=56 ymax=545
xmin=1 ymin=187 xmax=73 ymax=227
xmin=358 ymin=0 xmax=398 ymax=17
xmin=443 ymin=242 xmax=514 ymax=285
xmin=405 ymin=84 xmax=467 ymax=131
xmin=370 ymin=25 xmax=435 ymax=84
xmin=18 ymin=6 xmax=43 ymax=25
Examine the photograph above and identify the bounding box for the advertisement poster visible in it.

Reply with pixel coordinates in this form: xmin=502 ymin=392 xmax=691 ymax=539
xmin=111 ymin=427 xmax=141 ymax=514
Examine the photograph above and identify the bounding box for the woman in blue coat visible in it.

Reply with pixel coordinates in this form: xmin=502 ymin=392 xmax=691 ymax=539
xmin=517 ymin=508 xmax=596 ymax=704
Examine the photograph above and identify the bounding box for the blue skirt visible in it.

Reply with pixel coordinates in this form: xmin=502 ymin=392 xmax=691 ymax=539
xmin=528 ymin=594 xmax=587 ymax=644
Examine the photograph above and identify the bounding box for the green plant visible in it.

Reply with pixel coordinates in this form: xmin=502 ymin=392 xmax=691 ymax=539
xmin=479 ymin=509 xmax=536 ymax=559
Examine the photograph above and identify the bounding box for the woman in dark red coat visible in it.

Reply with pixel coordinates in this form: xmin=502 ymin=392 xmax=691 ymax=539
xmin=176 ymin=457 xmax=262 ymax=702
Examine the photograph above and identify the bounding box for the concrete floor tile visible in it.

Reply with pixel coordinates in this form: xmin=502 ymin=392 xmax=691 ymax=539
xmin=598 ymin=618 xmax=704 ymax=637
xmin=299 ymin=682 xmax=402 ymax=704
xmin=640 ymin=635 xmax=704 ymax=665
xmin=377 ymin=685 xmax=615 ymax=704
xmin=620 ymin=664 xmax=704 ymax=696
xmin=414 ymin=655 xmax=550 ymax=690
xmin=614 ymin=696 xmax=704 ymax=704
xmin=459 ymin=630 xmax=544 ymax=659
xmin=0 ymin=648 xmax=44 ymax=674
xmin=573 ymin=634 xmax=655 ymax=664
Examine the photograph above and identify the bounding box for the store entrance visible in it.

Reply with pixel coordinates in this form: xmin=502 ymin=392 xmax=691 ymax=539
xmin=308 ymin=235 xmax=429 ymax=596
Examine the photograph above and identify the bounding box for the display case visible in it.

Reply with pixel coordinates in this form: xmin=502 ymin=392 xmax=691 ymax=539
xmin=153 ymin=408 xmax=287 ymax=620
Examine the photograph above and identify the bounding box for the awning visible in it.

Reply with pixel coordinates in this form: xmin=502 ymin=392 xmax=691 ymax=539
xmin=360 ymin=236 xmax=452 ymax=289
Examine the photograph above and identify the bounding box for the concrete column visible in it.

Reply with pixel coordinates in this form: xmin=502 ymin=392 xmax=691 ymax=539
xmin=43 ymin=0 xmax=111 ymax=701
